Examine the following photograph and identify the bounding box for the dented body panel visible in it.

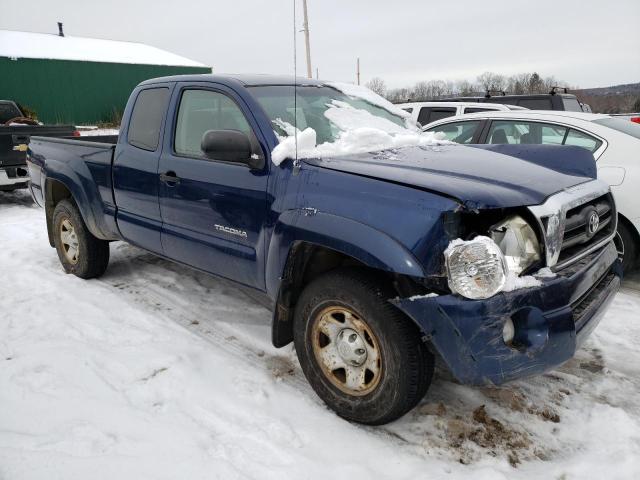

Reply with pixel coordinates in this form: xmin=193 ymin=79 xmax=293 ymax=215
xmin=393 ymin=242 xmax=621 ymax=385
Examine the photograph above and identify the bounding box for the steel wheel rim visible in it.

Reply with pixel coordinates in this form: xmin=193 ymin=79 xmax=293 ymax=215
xmin=311 ymin=305 xmax=382 ymax=396
xmin=60 ymin=218 xmax=79 ymax=264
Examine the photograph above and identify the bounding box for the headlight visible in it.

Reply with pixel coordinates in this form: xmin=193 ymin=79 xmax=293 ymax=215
xmin=490 ymin=215 xmax=541 ymax=275
xmin=445 ymin=236 xmax=507 ymax=299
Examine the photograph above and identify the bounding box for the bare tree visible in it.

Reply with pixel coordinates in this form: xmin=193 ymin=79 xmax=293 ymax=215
xmin=365 ymin=77 xmax=387 ymax=96
xmin=455 ymin=80 xmax=476 ymax=96
xmin=477 ymin=72 xmax=506 ymax=92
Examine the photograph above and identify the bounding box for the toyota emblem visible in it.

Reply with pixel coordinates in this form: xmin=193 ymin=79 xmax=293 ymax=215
xmin=587 ymin=211 xmax=600 ymax=236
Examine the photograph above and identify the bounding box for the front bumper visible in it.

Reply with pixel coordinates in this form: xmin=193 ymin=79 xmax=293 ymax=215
xmin=392 ymin=241 xmax=622 ymax=385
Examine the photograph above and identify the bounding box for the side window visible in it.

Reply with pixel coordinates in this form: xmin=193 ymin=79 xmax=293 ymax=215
xmin=518 ymin=99 xmax=552 ymax=110
xmin=426 ymin=121 xmax=480 ymax=144
xmin=541 ymin=124 xmax=568 ymax=145
xmin=487 ymin=121 xmax=566 ymax=145
xmin=175 ymin=89 xmax=253 ymax=158
xmin=463 ymin=107 xmax=494 ymax=114
xmin=128 ymin=88 xmax=170 ymax=151
xmin=417 ymin=107 xmax=432 ymax=126
xmin=564 ymin=129 xmax=602 ymax=152
xmin=427 ymin=108 xmax=457 ymax=123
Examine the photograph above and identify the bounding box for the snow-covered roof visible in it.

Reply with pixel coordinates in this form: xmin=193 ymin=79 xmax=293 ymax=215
xmin=0 ymin=29 xmax=207 ymax=68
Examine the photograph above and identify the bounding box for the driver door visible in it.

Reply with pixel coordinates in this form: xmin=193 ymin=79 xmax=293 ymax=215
xmin=158 ymin=84 xmax=269 ymax=289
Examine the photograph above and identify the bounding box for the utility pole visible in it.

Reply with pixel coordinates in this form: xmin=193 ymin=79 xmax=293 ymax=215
xmin=356 ymin=57 xmax=360 ymax=85
xmin=316 ymin=67 xmax=319 ymax=79
xmin=302 ymin=0 xmax=312 ymax=79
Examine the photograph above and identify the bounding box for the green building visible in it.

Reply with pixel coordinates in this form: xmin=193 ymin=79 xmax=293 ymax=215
xmin=0 ymin=27 xmax=211 ymax=124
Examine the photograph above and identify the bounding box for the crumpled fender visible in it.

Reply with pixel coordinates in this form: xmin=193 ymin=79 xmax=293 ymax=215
xmin=265 ymin=208 xmax=425 ymax=299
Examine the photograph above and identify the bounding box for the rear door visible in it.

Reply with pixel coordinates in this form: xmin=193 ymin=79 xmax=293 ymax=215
xmin=158 ymin=82 xmax=269 ymax=289
xmin=113 ymin=85 xmax=172 ymax=254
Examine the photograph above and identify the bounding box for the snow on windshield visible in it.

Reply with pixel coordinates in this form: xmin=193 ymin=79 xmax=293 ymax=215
xmin=270 ymin=85 xmax=448 ymax=165
xmin=327 ymin=82 xmax=412 ymax=120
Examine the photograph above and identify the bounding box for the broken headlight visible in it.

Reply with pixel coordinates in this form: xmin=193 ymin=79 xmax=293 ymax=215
xmin=445 ymin=236 xmax=507 ymax=299
xmin=490 ymin=215 xmax=541 ymax=275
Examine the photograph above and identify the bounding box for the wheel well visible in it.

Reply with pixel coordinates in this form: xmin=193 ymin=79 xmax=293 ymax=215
xmin=271 ymin=242 xmax=425 ymax=347
xmin=44 ymin=179 xmax=73 ymax=247
xmin=619 ymin=212 xmax=640 ymax=263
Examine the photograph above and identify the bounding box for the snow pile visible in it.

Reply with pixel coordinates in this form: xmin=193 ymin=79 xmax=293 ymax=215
xmin=502 ymin=272 xmax=542 ymax=292
xmin=327 ymin=82 xmax=412 ymax=120
xmin=271 ymin=99 xmax=447 ymax=165
xmin=407 ymin=293 xmax=440 ymax=301
xmin=534 ymin=267 xmax=557 ymax=279
xmin=270 ymin=81 xmax=449 ymax=165
xmin=79 ymin=128 xmax=120 ymax=137
xmin=271 ymin=126 xmax=445 ymax=165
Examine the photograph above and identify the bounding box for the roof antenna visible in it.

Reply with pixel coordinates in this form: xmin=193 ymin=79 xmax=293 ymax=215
xmin=293 ymin=0 xmax=301 ymax=174
xmin=57 ymin=22 xmax=65 ymax=37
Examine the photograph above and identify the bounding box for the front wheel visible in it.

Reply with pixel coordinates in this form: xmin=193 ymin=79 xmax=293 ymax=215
xmin=52 ymin=199 xmax=110 ymax=279
xmin=294 ymin=268 xmax=434 ymax=425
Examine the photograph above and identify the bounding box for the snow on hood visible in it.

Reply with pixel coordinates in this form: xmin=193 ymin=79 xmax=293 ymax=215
xmin=271 ymin=96 xmax=448 ymax=165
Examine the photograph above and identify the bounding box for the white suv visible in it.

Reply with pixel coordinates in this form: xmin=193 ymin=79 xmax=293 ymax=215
xmin=397 ymin=101 xmax=526 ymax=126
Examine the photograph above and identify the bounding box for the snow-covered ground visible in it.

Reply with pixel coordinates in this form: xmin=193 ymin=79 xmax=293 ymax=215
xmin=1 ymin=189 xmax=639 ymax=480
xmin=78 ymin=128 xmax=119 ymax=137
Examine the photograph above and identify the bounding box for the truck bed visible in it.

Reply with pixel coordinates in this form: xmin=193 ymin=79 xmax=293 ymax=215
xmin=27 ymin=135 xmax=120 ymax=241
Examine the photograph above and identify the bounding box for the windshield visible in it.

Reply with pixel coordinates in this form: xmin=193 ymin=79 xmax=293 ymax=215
xmin=593 ymin=117 xmax=640 ymax=140
xmin=250 ymin=85 xmax=408 ymax=143
xmin=249 ymin=84 xmax=445 ymax=164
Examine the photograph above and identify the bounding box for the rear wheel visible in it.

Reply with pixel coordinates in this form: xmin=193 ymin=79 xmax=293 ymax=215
xmin=294 ymin=268 xmax=434 ymax=425
xmin=52 ymin=199 xmax=110 ymax=279
xmin=615 ymin=220 xmax=638 ymax=273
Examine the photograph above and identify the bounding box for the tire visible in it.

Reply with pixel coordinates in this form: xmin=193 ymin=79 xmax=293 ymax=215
xmin=52 ymin=199 xmax=110 ymax=279
xmin=616 ymin=220 xmax=638 ymax=273
xmin=293 ymin=268 xmax=434 ymax=425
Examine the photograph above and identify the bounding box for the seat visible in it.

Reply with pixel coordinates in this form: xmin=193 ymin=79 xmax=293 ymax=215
xmin=490 ymin=129 xmax=508 ymax=144
xmin=520 ymin=132 xmax=534 ymax=144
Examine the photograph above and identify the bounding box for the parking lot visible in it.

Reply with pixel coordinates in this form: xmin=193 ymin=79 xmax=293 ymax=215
xmin=1 ymin=189 xmax=639 ymax=480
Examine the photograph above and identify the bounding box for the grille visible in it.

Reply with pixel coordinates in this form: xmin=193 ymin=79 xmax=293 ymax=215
xmin=572 ymin=271 xmax=615 ymax=331
xmin=556 ymin=193 xmax=616 ymax=267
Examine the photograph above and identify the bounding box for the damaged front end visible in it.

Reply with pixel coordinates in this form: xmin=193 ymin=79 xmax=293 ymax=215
xmin=394 ymin=179 xmax=622 ymax=386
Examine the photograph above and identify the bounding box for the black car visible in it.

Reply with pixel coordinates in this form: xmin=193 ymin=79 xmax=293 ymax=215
xmin=0 ymin=100 xmax=76 ymax=192
xmin=431 ymin=88 xmax=583 ymax=112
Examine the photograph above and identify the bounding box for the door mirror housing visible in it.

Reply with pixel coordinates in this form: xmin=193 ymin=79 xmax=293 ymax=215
xmin=201 ymin=129 xmax=263 ymax=169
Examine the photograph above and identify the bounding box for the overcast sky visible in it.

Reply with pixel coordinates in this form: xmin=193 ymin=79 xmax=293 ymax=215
xmin=2 ymin=0 xmax=639 ymax=89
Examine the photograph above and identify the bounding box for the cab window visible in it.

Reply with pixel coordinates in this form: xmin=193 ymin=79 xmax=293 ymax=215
xmin=426 ymin=120 xmax=480 ymax=143
xmin=174 ymin=89 xmax=253 ymax=158
xmin=128 ymin=88 xmax=170 ymax=151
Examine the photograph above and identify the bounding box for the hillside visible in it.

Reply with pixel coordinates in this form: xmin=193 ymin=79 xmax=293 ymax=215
xmin=574 ymin=82 xmax=640 ymax=113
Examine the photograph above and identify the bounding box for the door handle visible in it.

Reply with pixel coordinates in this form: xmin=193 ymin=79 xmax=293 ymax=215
xmin=160 ymin=171 xmax=180 ymax=186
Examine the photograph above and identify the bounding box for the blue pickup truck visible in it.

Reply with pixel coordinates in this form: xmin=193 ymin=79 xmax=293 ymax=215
xmin=27 ymin=74 xmax=621 ymax=425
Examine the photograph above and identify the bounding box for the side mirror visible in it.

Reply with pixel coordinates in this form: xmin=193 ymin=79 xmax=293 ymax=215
xmin=201 ymin=129 xmax=264 ymax=169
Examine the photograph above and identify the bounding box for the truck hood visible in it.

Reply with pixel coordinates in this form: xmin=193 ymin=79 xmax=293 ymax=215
xmin=303 ymin=144 xmax=597 ymax=209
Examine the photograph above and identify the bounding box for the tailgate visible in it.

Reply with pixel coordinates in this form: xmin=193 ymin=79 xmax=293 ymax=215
xmin=1 ymin=125 xmax=76 ymax=167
